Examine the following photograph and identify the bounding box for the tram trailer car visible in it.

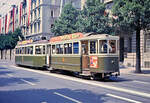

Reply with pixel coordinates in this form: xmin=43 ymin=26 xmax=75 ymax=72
xmin=15 ymin=40 xmax=48 ymax=69
xmin=47 ymin=33 xmax=120 ymax=79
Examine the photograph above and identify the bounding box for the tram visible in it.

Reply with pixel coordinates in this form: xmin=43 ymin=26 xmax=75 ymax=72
xmin=15 ymin=32 xmax=120 ymax=78
xmin=47 ymin=32 xmax=120 ymax=78
xmin=15 ymin=40 xmax=49 ymax=68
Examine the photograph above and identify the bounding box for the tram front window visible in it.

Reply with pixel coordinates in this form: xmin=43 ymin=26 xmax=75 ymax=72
xmin=109 ymin=40 xmax=116 ymax=53
xmin=99 ymin=40 xmax=108 ymax=53
xmin=90 ymin=41 xmax=97 ymax=54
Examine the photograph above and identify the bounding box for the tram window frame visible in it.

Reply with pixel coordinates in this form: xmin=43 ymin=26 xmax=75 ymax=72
xmin=90 ymin=40 xmax=97 ymax=54
xmin=64 ymin=43 xmax=72 ymax=54
xmin=73 ymin=42 xmax=79 ymax=54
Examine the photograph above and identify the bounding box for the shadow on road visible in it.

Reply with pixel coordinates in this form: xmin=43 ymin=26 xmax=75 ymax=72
xmin=141 ymin=70 xmax=150 ymax=74
xmin=0 ymin=88 xmax=107 ymax=103
xmin=0 ymin=67 xmax=8 ymax=70
xmin=0 ymin=71 xmax=13 ymax=75
xmin=0 ymin=77 xmax=39 ymax=87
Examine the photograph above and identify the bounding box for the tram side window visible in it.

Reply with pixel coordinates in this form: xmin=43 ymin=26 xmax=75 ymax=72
xmin=56 ymin=44 xmax=63 ymax=54
xmin=99 ymin=40 xmax=115 ymax=53
xmin=27 ymin=47 xmax=30 ymax=54
xmin=29 ymin=46 xmax=33 ymax=54
xmin=109 ymin=40 xmax=116 ymax=53
xmin=19 ymin=48 xmax=21 ymax=54
xmin=43 ymin=46 xmax=45 ymax=54
xmin=99 ymin=40 xmax=108 ymax=53
xmin=90 ymin=41 xmax=97 ymax=54
xmin=25 ymin=47 xmax=27 ymax=54
xmin=15 ymin=48 xmax=18 ymax=54
xmin=73 ymin=42 xmax=79 ymax=54
xmin=35 ymin=46 xmax=42 ymax=54
xmin=52 ymin=45 xmax=56 ymax=54
xmin=64 ymin=43 xmax=72 ymax=54
xmin=22 ymin=47 xmax=25 ymax=54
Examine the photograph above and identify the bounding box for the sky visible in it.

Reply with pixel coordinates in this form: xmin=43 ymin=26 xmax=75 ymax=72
xmin=0 ymin=0 xmax=22 ymax=16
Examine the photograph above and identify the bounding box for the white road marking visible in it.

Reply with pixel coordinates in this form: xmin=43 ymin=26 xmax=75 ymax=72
xmin=20 ymin=79 xmax=36 ymax=86
xmin=54 ymin=92 xmax=82 ymax=103
xmin=127 ymin=73 xmax=150 ymax=77
xmin=11 ymin=65 xmax=150 ymax=98
xmin=133 ymin=80 xmax=150 ymax=85
xmin=106 ymin=93 xmax=142 ymax=103
xmin=7 ymin=74 xmax=14 ymax=77
xmin=41 ymin=102 xmax=47 ymax=103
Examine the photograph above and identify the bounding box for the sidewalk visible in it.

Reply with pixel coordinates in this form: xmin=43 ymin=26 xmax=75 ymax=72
xmin=120 ymin=66 xmax=150 ymax=76
xmin=0 ymin=58 xmax=15 ymax=65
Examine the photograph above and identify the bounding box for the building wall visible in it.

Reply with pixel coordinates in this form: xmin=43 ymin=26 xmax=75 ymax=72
xmin=20 ymin=0 xmax=81 ymax=41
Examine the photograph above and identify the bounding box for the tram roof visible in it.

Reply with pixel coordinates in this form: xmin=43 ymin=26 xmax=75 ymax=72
xmin=81 ymin=33 xmax=119 ymax=40
xmin=49 ymin=32 xmax=119 ymax=43
xmin=16 ymin=40 xmax=48 ymax=47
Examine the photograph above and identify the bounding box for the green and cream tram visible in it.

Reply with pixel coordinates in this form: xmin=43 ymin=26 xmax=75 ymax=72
xmin=15 ymin=40 xmax=49 ymax=68
xmin=47 ymin=33 xmax=120 ymax=78
xmin=15 ymin=32 xmax=119 ymax=78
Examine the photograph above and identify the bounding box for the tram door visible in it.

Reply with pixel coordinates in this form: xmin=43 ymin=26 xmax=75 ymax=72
xmin=81 ymin=41 xmax=89 ymax=70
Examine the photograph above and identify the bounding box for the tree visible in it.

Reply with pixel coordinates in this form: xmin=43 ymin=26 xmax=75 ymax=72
xmin=0 ymin=28 xmax=24 ymax=60
xmin=51 ymin=3 xmax=79 ymax=36
xmin=112 ymin=0 xmax=150 ymax=73
xmin=9 ymin=28 xmax=24 ymax=60
xmin=0 ymin=34 xmax=6 ymax=59
xmin=76 ymin=0 xmax=113 ymax=34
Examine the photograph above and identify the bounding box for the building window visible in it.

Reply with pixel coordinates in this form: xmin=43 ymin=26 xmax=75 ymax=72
xmin=38 ymin=22 xmax=40 ymax=32
xmin=39 ymin=0 xmax=40 ymax=5
xmin=31 ymin=12 xmax=33 ymax=21
xmin=51 ymin=10 xmax=54 ymax=17
xmin=34 ymin=23 xmax=37 ymax=33
xmin=38 ymin=8 xmax=40 ymax=17
xmin=51 ymin=0 xmax=55 ymax=5
xmin=31 ymin=25 xmax=32 ymax=33
xmin=34 ymin=10 xmax=37 ymax=18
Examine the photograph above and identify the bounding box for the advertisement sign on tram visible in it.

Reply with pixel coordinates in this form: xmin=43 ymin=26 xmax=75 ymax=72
xmin=90 ymin=56 xmax=98 ymax=68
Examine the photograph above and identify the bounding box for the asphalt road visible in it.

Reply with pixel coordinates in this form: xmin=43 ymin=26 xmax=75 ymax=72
xmin=0 ymin=61 xmax=150 ymax=103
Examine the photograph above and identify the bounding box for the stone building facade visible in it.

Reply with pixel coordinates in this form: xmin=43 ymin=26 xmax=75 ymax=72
xmin=21 ymin=0 xmax=81 ymax=41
